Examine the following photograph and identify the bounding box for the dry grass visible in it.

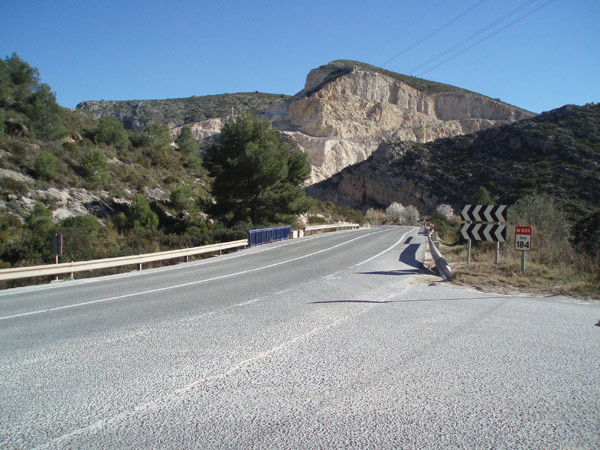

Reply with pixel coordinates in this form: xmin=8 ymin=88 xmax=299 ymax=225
xmin=441 ymin=242 xmax=600 ymax=299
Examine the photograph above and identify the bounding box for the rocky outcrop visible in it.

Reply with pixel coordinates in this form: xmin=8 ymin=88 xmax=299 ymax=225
xmin=77 ymin=61 xmax=534 ymax=186
xmin=171 ymin=117 xmax=229 ymax=143
xmin=307 ymin=103 xmax=600 ymax=221
xmin=77 ymin=93 xmax=288 ymax=130
xmin=265 ymin=61 xmax=533 ymax=183
xmin=307 ymin=141 xmax=440 ymax=213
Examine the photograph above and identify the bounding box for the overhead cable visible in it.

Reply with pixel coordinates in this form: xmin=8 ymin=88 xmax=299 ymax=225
xmin=363 ymin=0 xmax=445 ymax=59
xmin=415 ymin=0 xmax=557 ymax=76
xmin=380 ymin=0 xmax=489 ymax=68
xmin=408 ymin=0 xmax=540 ymax=74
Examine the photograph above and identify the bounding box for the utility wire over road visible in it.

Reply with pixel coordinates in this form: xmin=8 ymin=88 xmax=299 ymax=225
xmin=413 ymin=0 xmax=558 ymax=76
xmin=380 ymin=0 xmax=489 ymax=68
xmin=408 ymin=0 xmax=541 ymax=75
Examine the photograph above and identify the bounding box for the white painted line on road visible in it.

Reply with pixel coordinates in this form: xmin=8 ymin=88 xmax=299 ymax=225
xmin=351 ymin=228 xmax=415 ymax=268
xmin=0 ymin=231 xmax=385 ymax=321
xmin=0 ymin=227 xmax=373 ymax=299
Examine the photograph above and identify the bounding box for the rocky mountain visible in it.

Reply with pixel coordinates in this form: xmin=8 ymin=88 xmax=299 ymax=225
xmin=78 ymin=61 xmax=533 ymax=184
xmin=307 ymin=103 xmax=600 ymax=221
xmin=265 ymin=60 xmax=533 ymax=183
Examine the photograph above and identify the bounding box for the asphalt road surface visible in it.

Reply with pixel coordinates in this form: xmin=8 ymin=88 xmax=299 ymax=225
xmin=1 ymin=226 xmax=598 ymax=449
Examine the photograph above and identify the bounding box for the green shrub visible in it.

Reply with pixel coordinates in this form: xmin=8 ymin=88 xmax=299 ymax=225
xmin=33 ymin=151 xmax=58 ymax=180
xmin=170 ymin=185 xmax=197 ymax=211
xmin=126 ymin=194 xmax=159 ymax=233
xmin=429 ymin=212 xmax=461 ymax=244
xmin=59 ymin=215 xmax=102 ymax=261
xmin=94 ymin=117 xmax=129 ymax=150
xmin=508 ymin=194 xmax=573 ymax=266
xmin=82 ymin=148 xmax=109 ymax=184
xmin=0 ymin=176 xmax=28 ymax=196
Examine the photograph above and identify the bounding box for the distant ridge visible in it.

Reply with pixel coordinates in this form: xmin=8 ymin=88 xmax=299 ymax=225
xmin=77 ymin=92 xmax=289 ymax=129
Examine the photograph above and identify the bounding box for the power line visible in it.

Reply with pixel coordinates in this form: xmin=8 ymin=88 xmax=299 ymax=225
xmin=380 ymin=0 xmax=489 ymax=68
xmin=415 ymin=0 xmax=557 ymax=77
xmin=408 ymin=0 xmax=539 ymax=75
xmin=363 ymin=0 xmax=446 ymax=59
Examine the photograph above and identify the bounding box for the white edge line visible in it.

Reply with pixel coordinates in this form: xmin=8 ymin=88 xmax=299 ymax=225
xmin=0 ymin=230 xmax=386 ymax=321
xmin=351 ymin=227 xmax=415 ymax=268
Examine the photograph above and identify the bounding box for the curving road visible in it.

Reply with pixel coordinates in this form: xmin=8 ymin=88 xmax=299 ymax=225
xmin=1 ymin=226 xmax=599 ymax=449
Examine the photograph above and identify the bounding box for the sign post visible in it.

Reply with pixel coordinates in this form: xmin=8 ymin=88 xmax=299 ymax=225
xmin=51 ymin=233 xmax=63 ymax=281
xmin=51 ymin=233 xmax=63 ymax=263
xmin=514 ymin=226 xmax=532 ymax=273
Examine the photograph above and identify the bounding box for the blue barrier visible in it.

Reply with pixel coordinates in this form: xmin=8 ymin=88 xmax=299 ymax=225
xmin=248 ymin=226 xmax=292 ymax=246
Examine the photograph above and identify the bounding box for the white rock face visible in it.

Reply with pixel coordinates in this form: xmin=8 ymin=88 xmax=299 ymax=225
xmin=172 ymin=117 xmax=229 ymax=142
xmin=264 ymin=64 xmax=533 ymax=184
xmin=28 ymin=188 xmax=116 ymax=221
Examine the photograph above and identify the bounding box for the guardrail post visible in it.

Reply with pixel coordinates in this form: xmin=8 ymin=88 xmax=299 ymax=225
xmin=137 ymin=263 xmax=142 ymax=271
xmin=467 ymin=239 xmax=472 ymax=264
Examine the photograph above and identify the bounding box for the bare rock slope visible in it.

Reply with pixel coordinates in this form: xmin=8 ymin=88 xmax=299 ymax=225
xmin=307 ymin=103 xmax=600 ymax=220
xmin=265 ymin=60 xmax=533 ymax=183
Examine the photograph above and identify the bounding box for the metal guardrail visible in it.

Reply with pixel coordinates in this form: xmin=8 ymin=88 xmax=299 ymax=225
xmin=303 ymin=223 xmax=360 ymax=236
xmin=0 ymin=239 xmax=248 ymax=282
xmin=248 ymin=226 xmax=292 ymax=246
xmin=427 ymin=235 xmax=453 ymax=281
xmin=0 ymin=223 xmax=361 ymax=283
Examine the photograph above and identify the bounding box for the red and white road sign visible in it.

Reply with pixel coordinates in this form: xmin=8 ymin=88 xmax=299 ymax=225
xmin=515 ymin=226 xmax=533 ymax=251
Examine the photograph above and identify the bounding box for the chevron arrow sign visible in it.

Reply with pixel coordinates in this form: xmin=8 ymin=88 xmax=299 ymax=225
xmin=461 ymin=205 xmax=507 ymax=223
xmin=461 ymin=223 xmax=507 ymax=242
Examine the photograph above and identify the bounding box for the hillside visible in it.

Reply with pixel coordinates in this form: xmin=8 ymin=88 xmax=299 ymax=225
xmin=307 ymin=103 xmax=600 ymax=223
xmin=265 ymin=60 xmax=534 ymax=183
xmin=77 ymin=92 xmax=289 ymax=129
xmin=77 ymin=60 xmax=533 ymax=184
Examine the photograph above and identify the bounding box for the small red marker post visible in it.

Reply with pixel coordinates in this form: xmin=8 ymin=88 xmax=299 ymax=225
xmin=514 ymin=226 xmax=533 ymax=273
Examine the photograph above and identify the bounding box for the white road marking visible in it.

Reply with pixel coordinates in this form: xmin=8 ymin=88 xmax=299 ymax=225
xmin=351 ymin=228 xmax=414 ymax=267
xmin=0 ymin=230 xmax=390 ymax=321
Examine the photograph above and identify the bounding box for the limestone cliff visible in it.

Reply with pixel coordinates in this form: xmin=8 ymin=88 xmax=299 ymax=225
xmin=265 ymin=60 xmax=533 ymax=183
xmin=307 ymin=103 xmax=600 ymax=223
xmin=77 ymin=61 xmax=534 ymax=186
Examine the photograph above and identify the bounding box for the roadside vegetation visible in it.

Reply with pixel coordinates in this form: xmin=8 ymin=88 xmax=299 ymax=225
xmin=428 ymin=193 xmax=599 ymax=299
xmin=0 ymin=54 xmax=330 ymax=288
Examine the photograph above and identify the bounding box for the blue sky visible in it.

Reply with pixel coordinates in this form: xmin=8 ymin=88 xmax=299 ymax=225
xmin=1 ymin=0 xmax=598 ymax=113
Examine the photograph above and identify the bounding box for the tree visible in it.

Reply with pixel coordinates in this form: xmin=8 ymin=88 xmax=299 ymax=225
xmin=141 ymin=124 xmax=174 ymax=166
xmin=126 ymin=194 xmax=159 ymax=233
xmin=205 ymin=114 xmax=312 ymax=226
xmin=472 ymin=186 xmax=493 ymax=205
xmin=175 ymin=126 xmax=199 ymax=155
xmin=82 ymin=149 xmax=109 ymax=184
xmin=33 ymin=151 xmax=58 ymax=180
xmin=386 ymin=202 xmax=405 ymax=223
xmin=509 ymin=194 xmax=571 ymax=265
xmin=0 ymin=53 xmax=41 ymax=108
xmin=0 ymin=54 xmax=65 ymax=140
xmin=23 ymin=83 xmax=66 ymax=140
xmin=94 ymin=117 xmax=129 ymax=150
xmin=386 ymin=202 xmax=420 ymax=224
xmin=435 ymin=203 xmax=455 ymax=221
xmin=403 ymin=205 xmax=420 ymax=223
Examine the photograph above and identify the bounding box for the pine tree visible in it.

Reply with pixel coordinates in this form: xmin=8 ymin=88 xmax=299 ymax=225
xmin=205 ymin=114 xmax=312 ymax=226
xmin=175 ymin=126 xmax=199 ymax=155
